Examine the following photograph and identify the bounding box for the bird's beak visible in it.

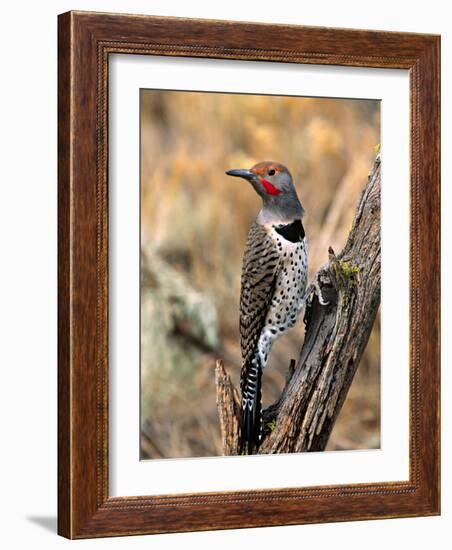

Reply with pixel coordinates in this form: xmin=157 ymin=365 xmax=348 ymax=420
xmin=225 ymin=169 xmax=256 ymax=181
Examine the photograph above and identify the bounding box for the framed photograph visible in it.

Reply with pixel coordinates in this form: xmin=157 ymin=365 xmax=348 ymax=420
xmin=58 ymin=11 xmax=440 ymax=538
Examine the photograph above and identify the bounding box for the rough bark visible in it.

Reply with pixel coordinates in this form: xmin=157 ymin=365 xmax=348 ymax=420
xmin=215 ymin=360 xmax=241 ymax=456
xmin=216 ymin=155 xmax=381 ymax=455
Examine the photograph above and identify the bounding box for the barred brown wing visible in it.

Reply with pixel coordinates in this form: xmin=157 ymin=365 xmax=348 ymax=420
xmin=239 ymin=222 xmax=281 ymax=385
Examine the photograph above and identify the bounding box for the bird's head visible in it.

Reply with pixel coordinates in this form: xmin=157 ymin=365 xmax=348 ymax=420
xmin=226 ymin=161 xmax=304 ymax=222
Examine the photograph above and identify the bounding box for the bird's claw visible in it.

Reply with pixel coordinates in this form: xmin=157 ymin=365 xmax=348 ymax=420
xmin=313 ymin=271 xmax=331 ymax=306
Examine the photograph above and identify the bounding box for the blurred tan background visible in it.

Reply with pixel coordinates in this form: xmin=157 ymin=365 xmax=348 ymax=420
xmin=140 ymin=89 xmax=380 ymax=459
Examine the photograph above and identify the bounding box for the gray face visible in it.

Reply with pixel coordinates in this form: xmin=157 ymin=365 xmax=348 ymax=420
xmin=225 ymin=162 xmax=304 ymax=223
xmin=261 ymin=169 xmax=294 ymax=194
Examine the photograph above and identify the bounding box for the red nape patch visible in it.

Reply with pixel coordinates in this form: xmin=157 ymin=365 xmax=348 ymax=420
xmin=261 ymin=179 xmax=282 ymax=196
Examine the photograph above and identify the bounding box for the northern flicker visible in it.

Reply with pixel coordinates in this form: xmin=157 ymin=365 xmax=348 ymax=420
xmin=226 ymin=161 xmax=307 ymax=455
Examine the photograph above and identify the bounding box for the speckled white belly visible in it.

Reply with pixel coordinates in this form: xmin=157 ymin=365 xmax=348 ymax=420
xmin=257 ymin=230 xmax=308 ymax=367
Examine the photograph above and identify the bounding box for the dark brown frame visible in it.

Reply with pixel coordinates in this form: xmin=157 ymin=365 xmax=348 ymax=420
xmin=58 ymin=11 xmax=440 ymax=539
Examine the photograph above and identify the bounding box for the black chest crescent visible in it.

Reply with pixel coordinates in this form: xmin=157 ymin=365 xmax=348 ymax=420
xmin=274 ymin=219 xmax=305 ymax=243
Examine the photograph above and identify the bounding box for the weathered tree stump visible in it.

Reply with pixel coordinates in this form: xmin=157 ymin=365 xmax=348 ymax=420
xmin=215 ymin=155 xmax=381 ymax=455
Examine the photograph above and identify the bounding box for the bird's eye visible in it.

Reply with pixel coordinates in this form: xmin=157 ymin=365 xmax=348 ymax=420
xmin=268 ymin=169 xmax=276 ymax=176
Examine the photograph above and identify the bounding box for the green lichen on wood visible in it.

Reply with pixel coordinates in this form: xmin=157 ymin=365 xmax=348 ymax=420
xmin=338 ymin=260 xmax=361 ymax=288
xmin=265 ymin=419 xmax=277 ymax=432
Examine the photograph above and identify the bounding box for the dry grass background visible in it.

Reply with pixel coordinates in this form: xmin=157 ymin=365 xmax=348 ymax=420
xmin=140 ymin=89 xmax=380 ymax=459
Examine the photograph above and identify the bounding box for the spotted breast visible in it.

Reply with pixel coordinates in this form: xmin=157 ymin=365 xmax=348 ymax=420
xmin=256 ymin=220 xmax=307 ymax=366
xmin=238 ymin=219 xmax=307 ymax=454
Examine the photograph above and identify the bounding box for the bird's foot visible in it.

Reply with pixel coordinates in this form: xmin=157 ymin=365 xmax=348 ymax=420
xmin=313 ymin=270 xmax=331 ymax=306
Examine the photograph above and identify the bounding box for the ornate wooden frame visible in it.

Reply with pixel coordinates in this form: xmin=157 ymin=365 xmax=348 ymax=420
xmin=58 ymin=11 xmax=440 ymax=538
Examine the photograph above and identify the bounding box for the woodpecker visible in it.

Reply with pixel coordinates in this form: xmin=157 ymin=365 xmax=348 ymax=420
xmin=226 ymin=161 xmax=307 ymax=455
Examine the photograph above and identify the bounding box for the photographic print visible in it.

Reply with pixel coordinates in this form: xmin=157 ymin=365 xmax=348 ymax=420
xmin=140 ymin=89 xmax=381 ymax=459
xmin=57 ymin=12 xmax=440 ymax=537
xmin=58 ymin=12 xmax=440 ymax=537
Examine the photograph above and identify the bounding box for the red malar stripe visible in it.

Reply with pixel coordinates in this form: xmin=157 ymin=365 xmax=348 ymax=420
xmin=261 ymin=179 xmax=282 ymax=196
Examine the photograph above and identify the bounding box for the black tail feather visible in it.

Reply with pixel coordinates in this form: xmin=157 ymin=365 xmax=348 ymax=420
xmin=239 ymin=357 xmax=263 ymax=455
